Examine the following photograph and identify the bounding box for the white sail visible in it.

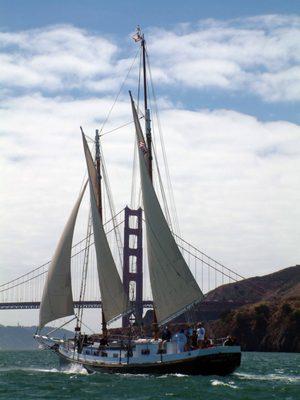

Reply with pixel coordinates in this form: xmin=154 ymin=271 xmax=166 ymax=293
xmin=39 ymin=182 xmax=87 ymax=329
xmin=82 ymin=134 xmax=129 ymax=323
xmin=130 ymin=95 xmax=204 ymax=325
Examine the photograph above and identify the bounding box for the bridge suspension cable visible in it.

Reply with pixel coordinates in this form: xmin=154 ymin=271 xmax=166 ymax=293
xmin=0 ymin=209 xmax=124 ymax=292
xmin=0 ymin=207 xmax=263 ymax=308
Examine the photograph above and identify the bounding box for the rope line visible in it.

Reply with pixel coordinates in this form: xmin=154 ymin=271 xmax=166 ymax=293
xmin=99 ymin=48 xmax=139 ymax=134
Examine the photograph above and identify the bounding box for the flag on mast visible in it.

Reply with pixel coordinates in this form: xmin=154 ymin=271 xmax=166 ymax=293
xmin=132 ymin=25 xmax=143 ymax=42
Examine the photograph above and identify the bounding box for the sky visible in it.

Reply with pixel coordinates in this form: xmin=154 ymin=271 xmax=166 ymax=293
xmin=0 ymin=0 xmax=300 ymax=327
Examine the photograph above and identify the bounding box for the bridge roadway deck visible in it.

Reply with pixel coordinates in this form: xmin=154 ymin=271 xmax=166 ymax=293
xmin=0 ymin=301 xmax=153 ymax=310
xmin=0 ymin=300 xmax=247 ymax=310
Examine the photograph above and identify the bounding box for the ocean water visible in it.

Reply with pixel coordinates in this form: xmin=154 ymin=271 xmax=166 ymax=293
xmin=0 ymin=351 xmax=299 ymax=400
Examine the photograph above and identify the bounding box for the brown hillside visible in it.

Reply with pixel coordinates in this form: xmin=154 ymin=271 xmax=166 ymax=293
xmin=203 ymin=265 xmax=300 ymax=352
xmin=142 ymin=265 xmax=300 ymax=351
xmin=207 ymin=298 xmax=300 ymax=352
xmin=205 ymin=265 xmax=300 ymax=303
xmin=143 ymin=265 xmax=300 ymax=326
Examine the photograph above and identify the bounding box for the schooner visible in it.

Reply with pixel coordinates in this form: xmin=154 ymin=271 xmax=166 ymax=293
xmin=35 ymin=27 xmax=241 ymax=375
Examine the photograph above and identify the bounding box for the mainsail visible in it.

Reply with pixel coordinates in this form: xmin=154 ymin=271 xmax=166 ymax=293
xmin=130 ymin=95 xmax=204 ymax=325
xmin=39 ymin=182 xmax=87 ymax=328
xmin=82 ymin=134 xmax=129 ymax=322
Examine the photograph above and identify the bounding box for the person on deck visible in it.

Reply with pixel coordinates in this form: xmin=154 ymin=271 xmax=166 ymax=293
xmin=172 ymin=329 xmax=187 ymax=353
xmin=203 ymin=336 xmax=213 ymax=348
xmin=184 ymin=324 xmax=194 ymax=350
xmin=197 ymin=322 xmax=205 ymax=348
xmin=159 ymin=325 xmax=172 ymax=353
xmin=187 ymin=324 xmax=194 ymax=337
xmin=191 ymin=328 xmax=198 ymax=349
xmin=161 ymin=326 xmax=172 ymax=342
xmin=224 ymin=336 xmax=237 ymax=346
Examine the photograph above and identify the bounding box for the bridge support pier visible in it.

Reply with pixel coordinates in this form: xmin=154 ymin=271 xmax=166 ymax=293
xmin=122 ymin=206 xmax=143 ymax=328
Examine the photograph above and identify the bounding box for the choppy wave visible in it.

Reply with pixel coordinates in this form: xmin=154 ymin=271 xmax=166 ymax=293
xmin=114 ymin=372 xmax=150 ymax=378
xmin=158 ymin=373 xmax=188 ymax=378
xmin=234 ymin=372 xmax=300 ymax=383
xmin=0 ymin=364 xmax=89 ymax=375
xmin=0 ymin=351 xmax=299 ymax=400
xmin=211 ymin=379 xmax=238 ymax=389
xmin=59 ymin=363 xmax=89 ymax=375
xmin=113 ymin=372 xmax=188 ymax=379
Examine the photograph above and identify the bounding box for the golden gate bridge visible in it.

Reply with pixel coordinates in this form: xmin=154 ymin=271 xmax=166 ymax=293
xmin=0 ymin=206 xmax=247 ymax=325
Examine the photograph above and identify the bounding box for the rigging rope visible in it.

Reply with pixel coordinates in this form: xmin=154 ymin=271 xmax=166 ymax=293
xmin=146 ymin=49 xmax=181 ymax=236
xmin=100 ymin=120 xmax=135 ymax=137
xmin=99 ymin=48 xmax=139 ymax=135
xmin=130 ymin=50 xmax=143 ymax=209
xmin=151 ymin=141 xmax=173 ymax=228
xmin=100 ymin=141 xmax=124 ymax=270
xmin=77 ymin=211 xmax=92 ymax=327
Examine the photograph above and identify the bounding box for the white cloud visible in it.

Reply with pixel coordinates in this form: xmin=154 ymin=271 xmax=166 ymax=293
xmin=0 ymin=93 xmax=132 ymax=282
xmin=0 ymin=25 xmax=128 ymax=92
xmin=1 ymin=94 xmax=299 ymax=286
xmin=1 ymin=17 xmax=300 ymax=101
xmin=156 ymin=108 xmax=300 ymax=278
xmin=149 ymin=14 xmax=300 ymax=101
xmin=253 ymin=66 xmax=300 ymax=101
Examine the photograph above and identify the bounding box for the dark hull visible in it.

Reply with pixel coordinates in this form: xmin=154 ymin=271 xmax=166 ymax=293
xmin=82 ymin=352 xmax=241 ymax=376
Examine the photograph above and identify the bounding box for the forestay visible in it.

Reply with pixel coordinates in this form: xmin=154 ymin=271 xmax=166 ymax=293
xmin=39 ymin=182 xmax=87 ymax=329
xmin=130 ymin=95 xmax=203 ymax=325
xmin=82 ymin=134 xmax=129 ymax=323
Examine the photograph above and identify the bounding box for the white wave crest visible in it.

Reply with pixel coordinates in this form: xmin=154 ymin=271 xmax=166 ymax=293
xmin=211 ymin=379 xmax=238 ymax=389
xmin=59 ymin=363 xmax=89 ymax=375
xmin=3 ymin=364 xmax=90 ymax=375
xmin=234 ymin=372 xmax=300 ymax=383
xmin=158 ymin=373 xmax=188 ymax=379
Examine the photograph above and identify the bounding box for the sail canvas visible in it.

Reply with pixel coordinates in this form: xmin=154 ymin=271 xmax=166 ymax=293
xmin=82 ymin=134 xmax=129 ymax=323
xmin=130 ymin=95 xmax=203 ymax=325
xmin=39 ymin=182 xmax=87 ymax=328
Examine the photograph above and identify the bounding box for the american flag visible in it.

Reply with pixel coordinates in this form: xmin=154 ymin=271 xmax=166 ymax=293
xmin=132 ymin=33 xmax=142 ymax=42
xmin=132 ymin=26 xmax=143 ymax=42
xmin=139 ymin=140 xmax=148 ymax=155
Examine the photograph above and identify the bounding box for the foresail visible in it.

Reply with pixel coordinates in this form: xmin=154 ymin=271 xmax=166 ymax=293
xmin=82 ymin=134 xmax=129 ymax=323
xmin=130 ymin=95 xmax=204 ymax=325
xmin=39 ymin=182 xmax=87 ymax=329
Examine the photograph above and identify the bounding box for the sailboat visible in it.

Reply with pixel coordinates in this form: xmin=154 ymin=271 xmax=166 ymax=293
xmin=34 ymin=27 xmax=241 ymax=375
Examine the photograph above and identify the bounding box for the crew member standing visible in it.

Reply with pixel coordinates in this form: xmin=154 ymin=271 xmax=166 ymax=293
xmin=172 ymin=329 xmax=187 ymax=353
xmin=197 ymin=322 xmax=205 ymax=348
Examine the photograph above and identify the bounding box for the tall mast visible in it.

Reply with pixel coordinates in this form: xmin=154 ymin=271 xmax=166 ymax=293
xmin=134 ymin=26 xmax=158 ymax=337
xmin=137 ymin=27 xmax=152 ymax=182
xmin=95 ymin=128 xmax=107 ymax=337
